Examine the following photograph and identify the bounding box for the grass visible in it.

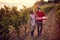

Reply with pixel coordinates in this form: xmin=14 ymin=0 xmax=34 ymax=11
xmin=40 ymin=3 xmax=55 ymax=13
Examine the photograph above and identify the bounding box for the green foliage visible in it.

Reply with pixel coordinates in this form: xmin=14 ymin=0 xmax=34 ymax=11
xmin=40 ymin=4 xmax=54 ymax=13
xmin=56 ymin=3 xmax=60 ymax=25
xmin=0 ymin=7 xmax=10 ymax=39
xmin=56 ymin=3 xmax=60 ymax=11
xmin=0 ymin=5 xmax=30 ymax=39
xmin=43 ymin=6 xmax=54 ymax=13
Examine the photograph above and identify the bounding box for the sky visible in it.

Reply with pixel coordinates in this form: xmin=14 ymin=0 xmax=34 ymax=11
xmin=0 ymin=0 xmax=48 ymax=10
xmin=0 ymin=0 xmax=37 ymax=10
xmin=44 ymin=0 xmax=48 ymax=2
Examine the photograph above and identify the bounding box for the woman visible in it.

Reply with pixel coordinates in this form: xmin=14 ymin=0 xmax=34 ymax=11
xmin=30 ymin=10 xmax=36 ymax=37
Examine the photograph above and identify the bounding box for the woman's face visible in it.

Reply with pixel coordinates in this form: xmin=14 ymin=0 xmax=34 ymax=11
xmin=31 ymin=11 xmax=34 ymax=14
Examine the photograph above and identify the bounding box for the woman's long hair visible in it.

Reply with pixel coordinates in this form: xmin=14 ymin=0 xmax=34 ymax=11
xmin=30 ymin=10 xmax=34 ymax=14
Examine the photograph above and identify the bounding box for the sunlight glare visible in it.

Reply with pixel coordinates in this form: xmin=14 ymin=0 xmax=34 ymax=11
xmin=0 ymin=0 xmax=37 ymax=10
xmin=44 ymin=0 xmax=48 ymax=2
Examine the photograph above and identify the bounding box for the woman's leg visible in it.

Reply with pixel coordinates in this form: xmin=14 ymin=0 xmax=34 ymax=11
xmin=31 ymin=27 xmax=34 ymax=37
xmin=31 ymin=25 xmax=35 ymax=37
